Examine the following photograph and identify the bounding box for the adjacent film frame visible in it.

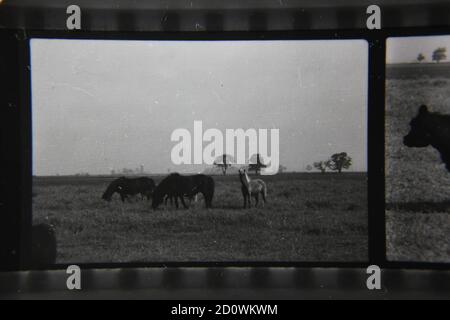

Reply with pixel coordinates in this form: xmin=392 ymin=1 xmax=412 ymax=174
xmin=0 ymin=2 xmax=449 ymax=298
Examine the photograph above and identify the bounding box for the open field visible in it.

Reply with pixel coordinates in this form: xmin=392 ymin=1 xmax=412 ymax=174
xmin=386 ymin=62 xmax=450 ymax=80
xmin=386 ymin=64 xmax=450 ymax=262
xmin=33 ymin=172 xmax=368 ymax=264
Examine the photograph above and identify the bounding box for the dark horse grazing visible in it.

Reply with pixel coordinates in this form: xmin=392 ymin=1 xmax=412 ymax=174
xmin=102 ymin=177 xmax=156 ymax=202
xmin=152 ymin=173 xmax=214 ymax=209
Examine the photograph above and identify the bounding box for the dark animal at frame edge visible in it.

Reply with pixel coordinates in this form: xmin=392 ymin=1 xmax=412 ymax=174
xmin=404 ymin=104 xmax=450 ymax=172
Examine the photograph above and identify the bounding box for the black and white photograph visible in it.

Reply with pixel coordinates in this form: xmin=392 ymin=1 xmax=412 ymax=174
xmin=386 ymin=35 xmax=450 ymax=263
xmin=31 ymin=39 xmax=368 ymax=263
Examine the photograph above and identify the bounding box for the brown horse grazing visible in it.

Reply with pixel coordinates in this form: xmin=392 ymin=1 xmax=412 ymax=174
xmin=102 ymin=177 xmax=155 ymax=202
xmin=152 ymin=173 xmax=214 ymax=209
xmin=238 ymin=168 xmax=267 ymax=208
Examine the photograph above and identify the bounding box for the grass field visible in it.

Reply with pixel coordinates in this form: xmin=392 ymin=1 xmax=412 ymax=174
xmin=32 ymin=172 xmax=368 ymax=264
xmin=386 ymin=63 xmax=450 ymax=263
xmin=386 ymin=62 xmax=450 ymax=80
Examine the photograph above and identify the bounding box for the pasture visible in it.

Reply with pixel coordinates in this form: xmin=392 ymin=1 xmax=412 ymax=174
xmin=386 ymin=63 xmax=450 ymax=262
xmin=386 ymin=62 xmax=450 ymax=80
xmin=32 ymin=173 xmax=367 ymax=264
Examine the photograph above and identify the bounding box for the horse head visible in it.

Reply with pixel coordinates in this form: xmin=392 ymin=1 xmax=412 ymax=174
xmin=238 ymin=167 xmax=249 ymax=177
xmin=102 ymin=191 xmax=112 ymax=202
xmin=102 ymin=177 xmax=125 ymax=202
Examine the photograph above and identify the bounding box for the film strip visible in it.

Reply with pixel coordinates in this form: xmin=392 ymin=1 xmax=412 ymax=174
xmin=0 ymin=1 xmax=450 ymax=300
xmin=1 ymin=267 xmax=449 ymax=299
xmin=0 ymin=1 xmax=450 ymax=31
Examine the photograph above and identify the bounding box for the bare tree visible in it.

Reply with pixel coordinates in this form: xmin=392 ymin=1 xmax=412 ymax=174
xmin=214 ymin=154 xmax=233 ymax=175
xmin=248 ymin=153 xmax=267 ymax=175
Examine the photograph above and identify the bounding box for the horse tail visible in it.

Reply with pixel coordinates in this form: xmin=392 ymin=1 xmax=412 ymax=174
xmin=152 ymin=187 xmax=163 ymax=209
xmin=141 ymin=178 xmax=156 ymax=199
xmin=152 ymin=176 xmax=173 ymax=209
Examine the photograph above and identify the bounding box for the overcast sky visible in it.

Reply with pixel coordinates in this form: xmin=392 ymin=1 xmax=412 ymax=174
xmin=31 ymin=39 xmax=368 ymax=176
xmin=387 ymin=35 xmax=450 ymax=64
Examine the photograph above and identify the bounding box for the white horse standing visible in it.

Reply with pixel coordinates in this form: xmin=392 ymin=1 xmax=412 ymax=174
xmin=238 ymin=168 xmax=267 ymax=208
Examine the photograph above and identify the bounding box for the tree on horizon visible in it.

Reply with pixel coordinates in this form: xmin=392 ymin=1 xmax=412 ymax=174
xmin=213 ymin=154 xmax=234 ymax=175
xmin=248 ymin=153 xmax=267 ymax=175
xmin=432 ymin=47 xmax=447 ymax=63
xmin=313 ymin=161 xmax=329 ymax=173
xmin=326 ymin=152 xmax=352 ymax=173
xmin=417 ymin=53 xmax=425 ymax=63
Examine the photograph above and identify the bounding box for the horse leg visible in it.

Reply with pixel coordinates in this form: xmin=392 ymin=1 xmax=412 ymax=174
xmin=120 ymin=193 xmax=125 ymax=202
xmin=243 ymin=194 xmax=247 ymax=209
xmin=247 ymin=193 xmax=252 ymax=209
xmin=165 ymin=195 xmax=174 ymax=206
xmin=261 ymin=190 xmax=266 ymax=207
xmin=254 ymin=193 xmax=259 ymax=207
xmin=174 ymin=196 xmax=179 ymax=209
xmin=204 ymin=193 xmax=211 ymax=208
xmin=180 ymin=196 xmax=189 ymax=209
xmin=187 ymin=194 xmax=194 ymax=207
xmin=200 ymin=192 xmax=206 ymax=208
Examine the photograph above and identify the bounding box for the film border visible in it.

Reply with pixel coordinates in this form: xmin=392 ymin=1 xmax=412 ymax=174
xmin=0 ymin=1 xmax=449 ymax=299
